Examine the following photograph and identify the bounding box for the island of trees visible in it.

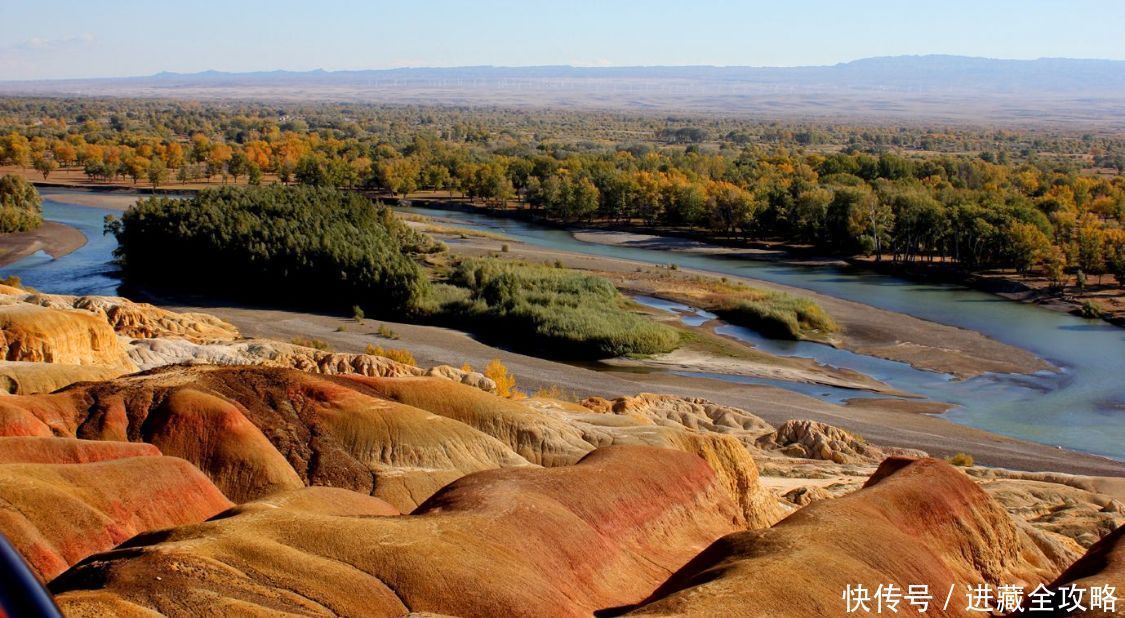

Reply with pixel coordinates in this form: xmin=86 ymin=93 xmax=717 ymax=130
xmin=109 ymin=186 xmax=696 ymax=358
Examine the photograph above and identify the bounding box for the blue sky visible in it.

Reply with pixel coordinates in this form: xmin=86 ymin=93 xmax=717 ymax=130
xmin=1 ymin=0 xmax=1123 ymax=80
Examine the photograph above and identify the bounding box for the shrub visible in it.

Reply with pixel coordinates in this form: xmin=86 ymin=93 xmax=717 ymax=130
xmin=365 ymin=344 xmax=417 ymax=366
xmin=291 ymin=336 xmax=331 ymax=351
xmin=1080 ymin=301 xmax=1103 ymax=319
xmin=531 ymin=384 xmax=576 ymax=401
xmin=0 ymin=175 xmax=42 ymax=233
xmin=112 ymin=186 xmax=430 ymax=313
xmin=484 ymin=358 xmax=517 ymax=398
xmin=436 ymin=258 xmax=680 ymax=359
xmin=501 ymin=243 xmax=510 ymax=253
xmin=376 ymin=324 xmax=399 ymax=339
xmin=714 ymin=292 xmax=838 ymax=340
xmin=946 ymin=452 xmax=974 ymax=467
xmin=352 ymin=305 xmax=365 ymax=322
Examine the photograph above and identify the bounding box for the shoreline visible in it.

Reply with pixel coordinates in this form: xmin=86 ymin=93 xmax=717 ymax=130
xmin=403 ymin=198 xmax=1125 ymax=329
xmin=38 ymin=183 xmax=1123 ymax=327
xmin=21 ymin=188 xmax=1124 ymax=472
xmin=39 ymin=186 xmax=147 ymax=211
xmin=153 ymin=295 xmax=1124 ymax=477
xmin=0 ymin=221 xmax=87 ymax=268
xmin=440 ymin=227 xmax=1051 ymax=381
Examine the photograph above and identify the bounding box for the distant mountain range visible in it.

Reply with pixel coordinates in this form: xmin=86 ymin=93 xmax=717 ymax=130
xmin=3 ymin=56 xmax=1124 ymax=125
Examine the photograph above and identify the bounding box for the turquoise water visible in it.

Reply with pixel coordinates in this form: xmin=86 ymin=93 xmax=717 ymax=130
xmin=4 ymin=199 xmax=121 ymax=297
xmin=3 ymin=196 xmax=1121 ymax=460
xmin=399 ymin=205 xmax=1125 ymax=461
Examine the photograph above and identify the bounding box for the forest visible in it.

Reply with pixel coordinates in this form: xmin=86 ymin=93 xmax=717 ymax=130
xmin=3 ymin=97 xmax=1123 ymax=288
xmin=110 ymin=186 xmax=434 ymax=311
xmin=109 ymin=185 xmax=700 ymax=358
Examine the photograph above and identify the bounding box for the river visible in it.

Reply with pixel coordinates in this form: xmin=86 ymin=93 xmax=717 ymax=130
xmin=396 ymin=205 xmax=1125 ymax=462
xmin=3 ymin=195 xmax=1123 ymax=461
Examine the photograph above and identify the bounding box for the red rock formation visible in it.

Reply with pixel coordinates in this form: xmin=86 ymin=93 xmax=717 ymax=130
xmin=626 ymin=457 xmax=1064 ymax=617
xmin=0 ymin=366 xmax=529 ymax=508
xmin=0 ymin=302 xmax=135 ymax=371
xmin=0 ymin=436 xmax=159 ymax=464
xmin=51 ymin=446 xmax=743 ymax=617
xmin=0 ymin=455 xmax=231 ymax=582
xmin=1030 ymin=525 xmax=1124 ymax=617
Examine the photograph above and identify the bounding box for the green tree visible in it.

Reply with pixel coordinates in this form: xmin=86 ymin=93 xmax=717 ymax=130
xmin=847 ymin=190 xmax=893 ymax=260
xmin=226 ymin=151 xmax=250 ymax=184
xmin=0 ymin=174 xmax=43 ymax=232
xmin=147 ymin=158 xmax=168 ymax=189
xmin=33 ymin=155 xmax=59 ymax=180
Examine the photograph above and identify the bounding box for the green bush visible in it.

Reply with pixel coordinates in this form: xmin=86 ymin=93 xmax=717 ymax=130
xmin=714 ymin=293 xmax=838 ymax=340
xmin=0 ymin=175 xmax=42 ymax=233
xmin=437 ymin=258 xmax=680 ymax=359
xmin=112 ymin=186 xmax=430 ymax=313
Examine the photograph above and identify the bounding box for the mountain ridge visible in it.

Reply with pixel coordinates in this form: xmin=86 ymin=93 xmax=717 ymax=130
xmin=2 ymin=55 xmax=1123 ymax=125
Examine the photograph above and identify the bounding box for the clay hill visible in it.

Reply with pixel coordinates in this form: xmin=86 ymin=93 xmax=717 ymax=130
xmin=0 ymin=286 xmax=1121 ymax=616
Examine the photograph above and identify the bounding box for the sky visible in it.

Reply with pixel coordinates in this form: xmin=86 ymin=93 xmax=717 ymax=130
xmin=2 ymin=0 xmax=1124 ymax=80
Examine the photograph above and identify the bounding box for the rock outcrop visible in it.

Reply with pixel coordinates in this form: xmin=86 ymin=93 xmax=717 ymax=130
xmin=0 ymin=288 xmax=498 ymax=395
xmin=757 ymin=418 xmax=927 ymax=464
xmin=0 ymin=301 xmax=135 ymax=372
xmin=625 ymin=458 xmax=1064 ymax=617
xmin=0 ymin=360 xmax=122 ymax=395
xmin=581 ymin=393 xmax=776 ymax=442
xmin=0 ymin=366 xmax=527 ymax=508
xmin=51 ymin=446 xmax=744 ymax=617
xmin=983 ymin=478 xmax=1123 ymax=551
xmin=125 ymin=337 xmax=496 ymax=392
xmin=7 ymin=288 xmax=240 ymax=343
xmin=1033 ymin=525 xmax=1124 ymax=617
xmin=0 ymin=450 xmax=231 ymax=582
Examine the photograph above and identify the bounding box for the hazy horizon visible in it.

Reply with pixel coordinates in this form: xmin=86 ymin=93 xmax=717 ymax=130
xmin=5 ymin=53 xmax=1125 ymax=83
xmin=3 ymin=0 xmax=1125 ymax=80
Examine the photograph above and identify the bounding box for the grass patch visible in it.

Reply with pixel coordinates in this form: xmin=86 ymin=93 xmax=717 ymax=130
xmin=713 ymin=292 xmax=838 ymax=340
xmin=375 ymin=324 xmax=399 ymax=339
xmin=291 ymin=336 xmax=331 ymax=351
xmin=433 ymin=257 xmax=680 ymax=359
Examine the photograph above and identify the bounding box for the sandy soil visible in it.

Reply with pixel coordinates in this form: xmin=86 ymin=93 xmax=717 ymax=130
xmin=0 ymin=221 xmax=86 ymax=268
xmin=153 ymin=299 xmax=1123 ymax=477
xmin=604 ymin=348 xmax=904 ymax=395
xmin=2 ymin=166 xmax=281 ymax=196
xmin=39 ymin=187 xmax=143 ymax=211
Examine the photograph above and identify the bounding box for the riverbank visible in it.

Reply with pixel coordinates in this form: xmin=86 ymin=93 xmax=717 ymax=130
xmin=19 ymin=192 xmax=1125 ymax=468
xmin=152 ymin=295 xmax=1124 ymax=477
xmin=34 ymin=180 xmax=1124 ymax=327
xmin=404 ymin=198 xmax=1125 ymax=329
xmin=0 ymin=221 xmax=86 ymax=268
xmin=415 ymin=215 xmax=1051 ymax=380
xmin=38 ymin=186 xmax=146 ymax=211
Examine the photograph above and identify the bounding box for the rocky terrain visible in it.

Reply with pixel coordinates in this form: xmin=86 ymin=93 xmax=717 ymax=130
xmin=0 ymin=286 xmax=1121 ymax=616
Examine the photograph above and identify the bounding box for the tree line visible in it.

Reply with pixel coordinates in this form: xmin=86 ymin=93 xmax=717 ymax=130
xmin=2 ymin=98 xmax=1122 ymax=286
